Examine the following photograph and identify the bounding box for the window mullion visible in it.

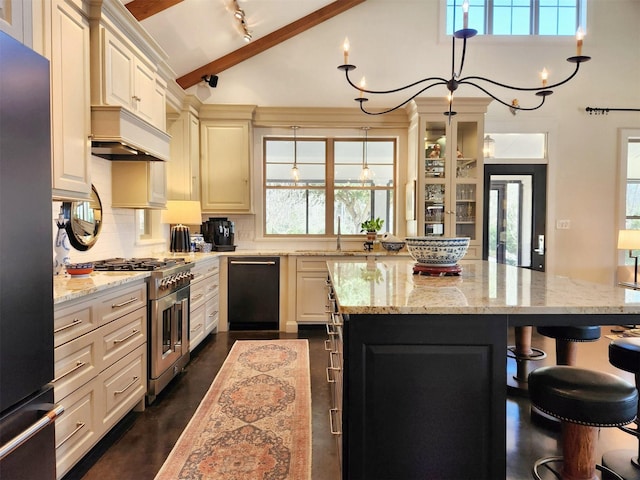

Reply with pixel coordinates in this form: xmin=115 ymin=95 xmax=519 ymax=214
xmin=326 ymin=138 xmax=335 ymax=235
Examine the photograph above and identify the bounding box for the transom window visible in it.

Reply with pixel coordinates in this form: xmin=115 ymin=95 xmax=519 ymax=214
xmin=446 ymin=0 xmax=586 ymax=36
xmin=264 ymin=135 xmax=396 ymax=236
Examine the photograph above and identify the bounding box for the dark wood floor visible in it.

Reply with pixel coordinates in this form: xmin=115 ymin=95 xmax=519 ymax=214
xmin=63 ymin=326 xmax=639 ymax=480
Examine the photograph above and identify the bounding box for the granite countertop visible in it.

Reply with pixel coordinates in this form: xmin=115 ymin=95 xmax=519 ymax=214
xmin=326 ymin=258 xmax=640 ymax=315
xmin=54 ymin=249 xmax=409 ymax=304
xmin=54 ymin=270 xmax=150 ymax=304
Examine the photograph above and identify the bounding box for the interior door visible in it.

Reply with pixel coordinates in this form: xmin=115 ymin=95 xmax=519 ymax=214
xmin=482 ymin=164 xmax=547 ymax=271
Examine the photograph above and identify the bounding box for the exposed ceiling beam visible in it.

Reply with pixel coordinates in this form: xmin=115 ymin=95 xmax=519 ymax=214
xmin=177 ymin=0 xmax=366 ymax=90
xmin=125 ymin=0 xmax=183 ymax=21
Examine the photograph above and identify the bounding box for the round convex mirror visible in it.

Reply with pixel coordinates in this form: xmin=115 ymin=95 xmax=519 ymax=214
xmin=62 ymin=185 xmax=103 ymax=251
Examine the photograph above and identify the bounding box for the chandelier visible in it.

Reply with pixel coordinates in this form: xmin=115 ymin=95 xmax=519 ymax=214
xmin=338 ymin=1 xmax=591 ymax=116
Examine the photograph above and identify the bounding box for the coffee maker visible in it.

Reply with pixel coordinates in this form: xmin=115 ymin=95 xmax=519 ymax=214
xmin=203 ymin=217 xmax=236 ymax=251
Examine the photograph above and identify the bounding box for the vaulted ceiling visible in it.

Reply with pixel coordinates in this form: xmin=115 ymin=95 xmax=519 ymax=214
xmin=123 ymin=0 xmax=365 ymax=90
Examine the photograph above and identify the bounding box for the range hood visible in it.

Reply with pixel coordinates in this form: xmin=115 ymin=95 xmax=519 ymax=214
xmin=91 ymin=106 xmax=170 ymax=161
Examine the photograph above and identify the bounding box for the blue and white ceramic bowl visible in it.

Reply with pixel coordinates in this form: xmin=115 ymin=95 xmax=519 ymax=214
xmin=405 ymin=237 xmax=470 ymax=266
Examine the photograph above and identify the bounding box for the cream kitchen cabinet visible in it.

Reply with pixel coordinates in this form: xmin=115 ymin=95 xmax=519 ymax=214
xmin=296 ymin=257 xmax=340 ymax=325
xmin=200 ymin=105 xmax=255 ymax=213
xmin=412 ymin=98 xmax=492 ymax=259
xmin=89 ymin=0 xmax=168 ymax=131
xmin=49 ymin=0 xmax=92 ymax=200
xmin=53 ymin=280 xmax=147 ymax=479
xmin=189 ymin=257 xmax=220 ymax=351
xmin=167 ymin=98 xmax=201 ymax=200
xmin=111 ymin=160 xmax=167 ymax=209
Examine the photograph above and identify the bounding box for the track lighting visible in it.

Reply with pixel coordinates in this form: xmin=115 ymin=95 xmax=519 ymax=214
xmin=231 ymin=0 xmax=252 ymax=42
xmin=202 ymin=75 xmax=218 ymax=88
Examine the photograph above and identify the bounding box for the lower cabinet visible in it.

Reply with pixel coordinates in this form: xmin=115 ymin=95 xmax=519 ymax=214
xmin=53 ymin=281 xmax=147 ymax=479
xmin=296 ymin=257 xmax=340 ymax=325
xmin=189 ymin=257 xmax=220 ymax=351
xmin=325 ymin=286 xmax=343 ymax=475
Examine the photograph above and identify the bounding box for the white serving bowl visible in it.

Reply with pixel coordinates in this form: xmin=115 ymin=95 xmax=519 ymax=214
xmin=405 ymin=237 xmax=470 ymax=266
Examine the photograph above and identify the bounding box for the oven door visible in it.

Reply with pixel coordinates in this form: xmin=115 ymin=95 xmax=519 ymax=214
xmin=149 ymin=287 xmax=189 ymax=379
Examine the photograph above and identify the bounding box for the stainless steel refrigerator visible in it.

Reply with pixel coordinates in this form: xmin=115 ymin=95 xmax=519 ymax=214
xmin=0 ymin=31 xmax=62 ymax=479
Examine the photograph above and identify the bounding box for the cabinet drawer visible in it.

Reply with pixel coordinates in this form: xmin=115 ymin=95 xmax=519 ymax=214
xmin=97 ymin=282 xmax=147 ymax=326
xmin=190 ymin=279 xmax=207 ymax=311
xmin=205 ymin=296 xmax=219 ymax=334
xmin=192 ymin=259 xmax=219 ymax=282
xmin=100 ymin=307 xmax=146 ymax=370
xmin=53 ymin=330 xmax=99 ymax=403
xmin=297 ymin=258 xmax=330 ymax=272
xmin=54 ymin=302 xmax=97 ymax=348
xmin=190 ymin=304 xmax=206 ymax=350
xmin=55 ymin=379 xmax=100 ymax=479
xmin=99 ymin=344 xmax=146 ymax=432
xmin=205 ymin=272 xmax=219 ymax=300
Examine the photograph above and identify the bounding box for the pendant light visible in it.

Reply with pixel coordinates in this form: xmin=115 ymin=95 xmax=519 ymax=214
xmin=291 ymin=126 xmax=299 ymax=183
xmin=360 ymin=127 xmax=370 ymax=184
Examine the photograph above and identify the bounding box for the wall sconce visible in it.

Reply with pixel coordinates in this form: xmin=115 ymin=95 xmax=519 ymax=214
xmin=161 ymin=200 xmax=202 ymax=252
xmin=202 ymin=75 xmax=218 ymax=88
xmin=483 ymin=134 xmax=495 ymax=158
xmin=618 ymin=229 xmax=640 ymax=288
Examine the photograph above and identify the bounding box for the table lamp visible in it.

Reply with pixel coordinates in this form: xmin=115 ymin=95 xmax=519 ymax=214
xmin=617 ymin=229 xmax=640 ymax=288
xmin=161 ymin=200 xmax=202 ymax=252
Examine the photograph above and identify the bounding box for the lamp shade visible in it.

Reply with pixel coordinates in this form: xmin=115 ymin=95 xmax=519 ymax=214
xmin=618 ymin=230 xmax=640 ymax=250
xmin=161 ymin=200 xmax=202 ymax=225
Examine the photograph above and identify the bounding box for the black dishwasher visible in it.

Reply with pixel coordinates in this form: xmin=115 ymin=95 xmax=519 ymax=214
xmin=228 ymin=257 xmax=280 ymax=330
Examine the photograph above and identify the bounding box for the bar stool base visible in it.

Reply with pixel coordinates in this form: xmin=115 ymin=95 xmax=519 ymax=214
xmin=533 ymin=456 xmax=624 ymax=480
xmin=602 ymin=450 xmax=640 ymax=480
xmin=507 ymin=346 xmax=547 ymax=397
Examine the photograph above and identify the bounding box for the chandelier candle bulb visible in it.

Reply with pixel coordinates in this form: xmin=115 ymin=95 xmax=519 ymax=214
xmin=343 ymin=37 xmax=350 ymax=64
xmin=462 ymin=0 xmax=469 ymax=29
xmin=576 ymin=27 xmax=584 ymax=56
xmin=540 ymin=68 xmax=548 ymax=87
xmin=359 ymin=77 xmax=366 ymax=98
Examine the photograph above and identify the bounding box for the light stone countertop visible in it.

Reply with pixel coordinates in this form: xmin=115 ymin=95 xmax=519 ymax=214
xmin=54 ymin=270 xmax=150 ymax=304
xmin=53 ymin=249 xmax=410 ymax=304
xmin=327 ymin=258 xmax=640 ymax=315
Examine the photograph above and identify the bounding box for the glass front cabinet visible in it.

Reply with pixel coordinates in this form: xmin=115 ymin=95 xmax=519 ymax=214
xmin=413 ymin=98 xmax=491 ymax=259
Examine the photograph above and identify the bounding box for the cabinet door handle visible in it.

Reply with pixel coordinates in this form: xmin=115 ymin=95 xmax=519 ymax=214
xmin=326 ymin=323 xmax=338 ymax=336
xmin=113 ymin=329 xmax=140 ymax=344
xmin=324 ymin=339 xmax=333 ymax=351
xmin=331 ymin=312 xmax=343 ymax=327
xmin=114 ymin=376 xmax=139 ymax=395
xmin=112 ymin=297 xmax=137 ymax=309
xmin=55 ymin=421 xmax=86 ymax=449
xmin=191 ymin=323 xmax=204 ymax=333
xmin=54 ymin=318 xmax=82 ymax=333
xmin=52 ymin=361 xmax=87 ymax=383
xmin=329 ymin=408 xmax=342 ymax=435
xmin=326 ymin=366 xmax=336 ymax=383
xmin=192 ymin=293 xmax=204 ymax=301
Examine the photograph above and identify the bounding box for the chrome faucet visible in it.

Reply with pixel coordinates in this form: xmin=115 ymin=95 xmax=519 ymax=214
xmin=336 ymin=215 xmax=342 ymax=251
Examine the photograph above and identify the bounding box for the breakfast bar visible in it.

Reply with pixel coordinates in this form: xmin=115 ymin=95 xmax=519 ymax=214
xmin=326 ymin=258 xmax=640 ymax=479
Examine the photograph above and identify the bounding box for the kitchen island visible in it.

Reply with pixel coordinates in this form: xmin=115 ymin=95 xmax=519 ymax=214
xmin=326 ymin=258 xmax=640 ymax=480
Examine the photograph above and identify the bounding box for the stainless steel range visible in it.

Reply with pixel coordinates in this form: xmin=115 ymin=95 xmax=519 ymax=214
xmin=94 ymin=258 xmax=193 ymax=404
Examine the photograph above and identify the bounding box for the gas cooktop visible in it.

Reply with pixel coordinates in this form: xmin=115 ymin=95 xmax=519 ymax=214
xmin=93 ymin=257 xmax=190 ymax=271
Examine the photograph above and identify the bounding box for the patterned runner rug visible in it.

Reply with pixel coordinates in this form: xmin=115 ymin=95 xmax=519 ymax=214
xmin=155 ymin=339 xmax=311 ymax=480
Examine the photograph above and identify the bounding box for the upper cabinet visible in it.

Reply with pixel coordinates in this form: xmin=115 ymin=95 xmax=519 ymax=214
xmin=48 ymin=0 xmax=92 ymax=200
xmin=0 ymin=0 xmax=33 ymax=46
xmin=200 ymin=105 xmax=255 ymax=213
xmin=111 ymin=161 xmax=166 ymax=209
xmin=411 ymin=98 xmax=491 ymax=259
xmin=88 ymin=0 xmax=171 ymax=132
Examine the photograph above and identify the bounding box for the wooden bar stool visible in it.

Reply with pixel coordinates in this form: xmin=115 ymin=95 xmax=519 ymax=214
xmin=602 ymin=338 xmax=640 ymax=480
xmin=537 ymin=325 xmax=601 ymax=365
xmin=507 ymin=326 xmax=547 ymax=396
xmin=529 ymin=365 xmax=638 ymax=480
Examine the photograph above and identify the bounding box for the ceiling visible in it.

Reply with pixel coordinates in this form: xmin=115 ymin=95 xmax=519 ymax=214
xmin=122 ymin=0 xmax=362 ymax=90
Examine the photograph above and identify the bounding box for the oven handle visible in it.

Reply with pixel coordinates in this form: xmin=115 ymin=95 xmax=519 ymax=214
xmin=0 ymin=404 xmax=65 ymax=461
xmin=174 ymin=297 xmax=189 ymax=350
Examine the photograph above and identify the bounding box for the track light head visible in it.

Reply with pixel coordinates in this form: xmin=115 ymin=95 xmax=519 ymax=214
xmin=202 ymin=75 xmax=218 ymax=88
